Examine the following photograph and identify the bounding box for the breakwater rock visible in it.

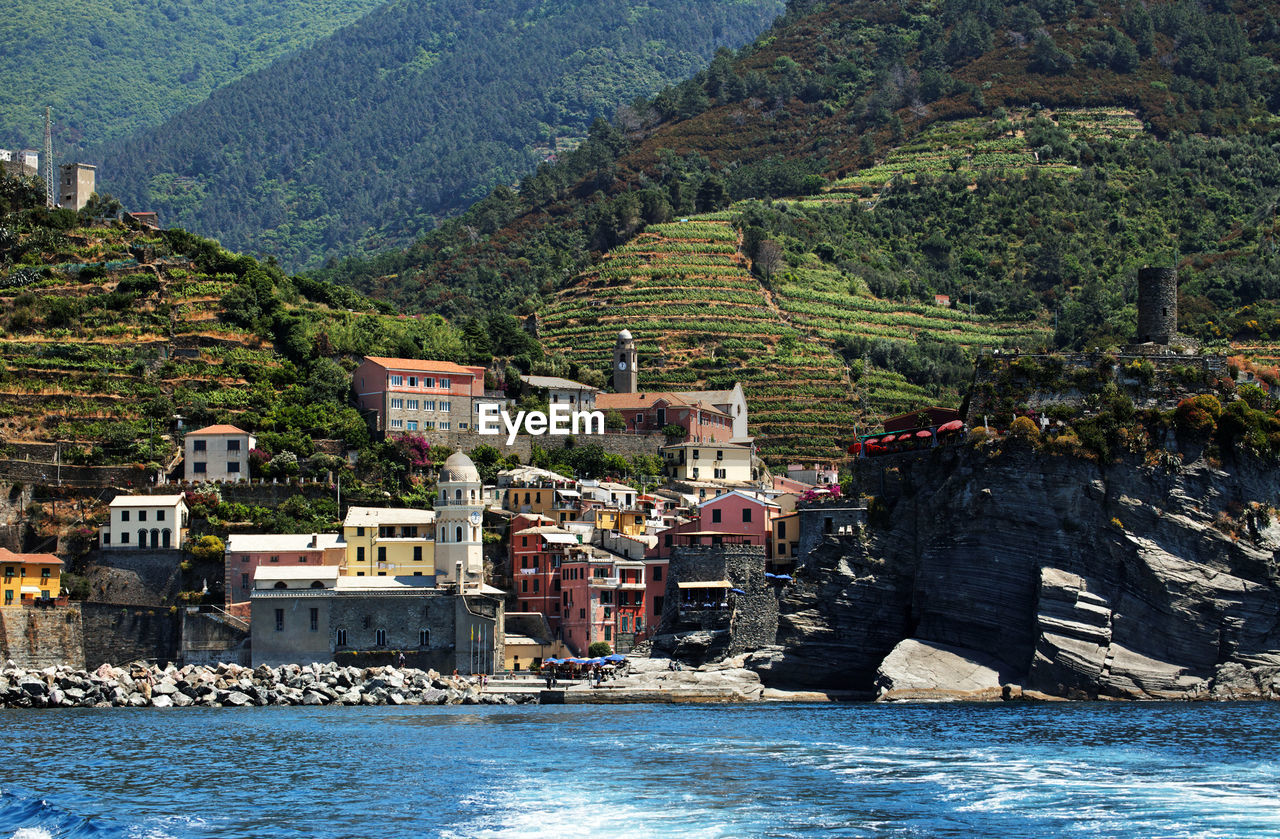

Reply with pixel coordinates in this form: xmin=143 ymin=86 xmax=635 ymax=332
xmin=0 ymin=660 xmax=537 ymax=708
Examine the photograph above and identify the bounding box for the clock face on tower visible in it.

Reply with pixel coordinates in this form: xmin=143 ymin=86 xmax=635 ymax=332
xmin=469 ymin=511 xmax=482 ymax=526
xmin=617 ymin=361 xmax=627 ymax=370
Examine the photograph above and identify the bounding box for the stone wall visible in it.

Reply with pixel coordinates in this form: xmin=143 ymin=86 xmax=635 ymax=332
xmin=657 ymin=543 xmax=776 ymax=662
xmin=81 ymin=602 xmax=180 ymax=667
xmin=1137 ymin=266 xmax=1177 ymax=344
xmin=0 ymin=605 xmax=84 ymax=669
xmin=332 ymin=591 xmax=458 ymax=672
xmin=395 ymin=429 xmax=668 ymax=461
xmin=797 ymin=503 xmax=867 ymax=562
xmin=80 ymin=548 xmax=185 ymax=606
xmin=180 ymin=608 xmax=249 ymax=666
xmin=0 ymin=459 xmax=144 ymax=489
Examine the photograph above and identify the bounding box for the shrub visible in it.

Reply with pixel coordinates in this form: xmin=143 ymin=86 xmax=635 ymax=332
xmin=1175 ymin=394 xmax=1221 ymax=435
xmin=1008 ymin=416 xmax=1042 ymax=444
xmin=588 ymin=641 xmax=613 ymax=657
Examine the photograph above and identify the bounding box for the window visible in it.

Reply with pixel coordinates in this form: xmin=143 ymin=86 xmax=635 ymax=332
xmin=521 ymin=580 xmax=528 ymax=593
xmin=390 ymin=398 xmax=404 ymax=409
xmin=654 ymin=566 xmax=662 ymax=581
xmin=579 ymin=608 xmax=586 ymax=619
xmin=439 ymin=422 xmax=450 ymax=430
xmin=356 ymin=546 xmax=365 ymax=563
xmin=420 ymin=629 xmax=430 ymax=646
xmin=121 ymin=510 xmax=130 ymax=522
xmin=390 ymin=375 xmax=403 ymax=386
xmin=600 ymin=591 xmax=612 ymax=604
xmin=103 ymin=533 xmax=110 ymax=545
xmin=241 ymin=573 xmax=249 ymax=590
xmin=227 ymin=440 xmax=241 ymax=452
xmin=824 ymin=517 xmax=834 ymax=535
xmin=423 ymin=400 xmax=435 ymax=411
xmin=440 ymin=378 xmax=450 ymax=388
xmin=227 ymin=462 xmax=240 ymax=473
xmin=533 ymin=579 xmax=539 ymax=592
xmin=40 ymin=568 xmax=50 ymax=580
xmin=778 ymin=521 xmax=787 ymax=538
xmin=375 ymin=629 xmax=386 ymax=646
xmin=390 ymin=419 xmax=403 ymax=429
xmin=156 ymin=510 xmax=165 ymax=522
xmin=421 ymin=377 xmax=432 ymax=388
xmin=309 ymin=608 xmax=319 ymax=632
xmin=711 ymin=509 xmax=722 ymax=524
xmin=742 ymin=508 xmax=752 ymax=523
xmin=605 ymin=626 xmax=612 ymax=641
xmin=693 ymin=449 xmax=700 ymax=459
xmin=692 ymin=468 xmax=700 ymax=479
xmin=377 ymin=547 xmax=387 ymax=563
xmin=654 ymin=595 xmax=664 ymax=615
xmin=356 ymin=527 xmax=365 ymax=536
xmin=406 ymin=421 xmax=418 ymax=431
xmin=408 ymin=377 xmax=417 ymax=387
xmin=522 ymin=536 xmax=528 ymax=547
xmin=407 ymin=399 xmax=419 ymax=410
xmin=193 ymin=440 xmax=206 ymax=452
xmin=275 ymin=609 xmax=284 ymax=631
xmin=439 ymin=401 xmax=450 ymax=412
xmin=716 ymin=450 xmax=723 ymax=460
xmin=714 ymin=468 xmax=726 ymax=479
xmin=3 ymin=591 xmax=10 ymax=605
xmin=664 ymin=534 xmax=672 ymax=547
xmin=194 ymin=462 xmax=207 ymax=474
xmin=778 ymin=543 xmax=787 ymax=556
xmin=269 ymin=555 xmax=279 ymax=563
xmin=121 ymin=532 xmax=129 ymax=544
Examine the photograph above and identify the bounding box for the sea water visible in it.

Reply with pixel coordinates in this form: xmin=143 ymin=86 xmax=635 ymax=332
xmin=0 ymin=702 xmax=1277 ymax=838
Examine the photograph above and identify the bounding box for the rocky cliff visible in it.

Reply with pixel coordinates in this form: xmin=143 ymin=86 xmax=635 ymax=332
xmin=751 ymin=443 xmax=1280 ymax=700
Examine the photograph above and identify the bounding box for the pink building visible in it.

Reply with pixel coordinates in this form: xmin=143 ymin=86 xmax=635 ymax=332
xmin=353 ymin=356 xmax=487 ymax=434
xmin=510 ymin=518 xmax=577 ymax=635
xmin=595 ymin=392 xmax=734 ymax=442
xmin=559 ymin=548 xmax=648 ymax=655
xmin=648 ymin=490 xmax=779 ymax=560
xmin=225 ymin=533 xmax=344 ymax=617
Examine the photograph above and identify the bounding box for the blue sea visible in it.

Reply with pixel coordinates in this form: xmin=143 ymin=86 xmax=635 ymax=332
xmin=0 ymin=702 xmax=1277 ymax=838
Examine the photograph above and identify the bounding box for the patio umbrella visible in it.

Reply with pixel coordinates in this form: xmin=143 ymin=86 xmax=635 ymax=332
xmin=916 ymin=430 xmax=932 ymax=438
xmin=605 ymin=654 xmax=626 ymax=662
xmin=730 ymin=587 xmax=746 ymax=594
xmin=938 ymin=419 xmax=964 ymax=432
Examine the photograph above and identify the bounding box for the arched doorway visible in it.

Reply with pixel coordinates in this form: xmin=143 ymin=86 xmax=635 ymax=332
xmin=161 ymin=529 xmax=171 ymax=548
xmin=150 ymin=529 xmax=159 ymax=549
xmin=137 ymin=528 xmax=146 ymax=548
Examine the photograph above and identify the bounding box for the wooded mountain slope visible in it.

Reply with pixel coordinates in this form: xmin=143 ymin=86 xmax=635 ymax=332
xmin=0 ymin=0 xmax=388 ymax=151
xmin=92 ymin=0 xmax=784 ymax=270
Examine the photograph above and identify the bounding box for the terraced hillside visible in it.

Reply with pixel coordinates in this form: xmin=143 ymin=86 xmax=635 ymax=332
xmin=537 ymin=218 xmax=853 ymax=463
xmin=0 ymin=203 xmax=430 ymax=472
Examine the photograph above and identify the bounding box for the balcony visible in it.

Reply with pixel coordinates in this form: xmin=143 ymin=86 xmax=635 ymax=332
xmin=588 ymin=576 xmax=620 ymax=588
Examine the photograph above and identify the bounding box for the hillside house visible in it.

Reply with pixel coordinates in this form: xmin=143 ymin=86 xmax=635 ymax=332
xmin=184 ymin=425 xmax=255 ymax=483
xmin=99 ymin=494 xmax=188 ymax=550
xmin=353 ymin=356 xmax=487 ymax=434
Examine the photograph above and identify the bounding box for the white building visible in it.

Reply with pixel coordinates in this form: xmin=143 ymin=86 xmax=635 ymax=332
xmin=99 ymin=494 xmax=188 ymax=550
xmin=184 ymin=424 xmax=255 ymax=482
xmin=520 ymin=374 xmax=600 ymax=411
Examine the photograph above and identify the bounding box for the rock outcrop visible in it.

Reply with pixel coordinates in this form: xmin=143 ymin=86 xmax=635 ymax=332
xmin=753 ymin=446 xmax=1280 ymax=700
xmin=0 ymin=660 xmax=537 ymax=708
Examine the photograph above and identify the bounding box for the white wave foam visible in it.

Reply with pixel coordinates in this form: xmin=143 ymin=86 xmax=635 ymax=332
xmin=10 ymin=828 xmax=53 ymax=839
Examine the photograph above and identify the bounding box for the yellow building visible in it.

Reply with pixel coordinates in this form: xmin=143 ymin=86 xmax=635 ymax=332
xmin=771 ymin=512 xmax=800 ymax=569
xmin=660 ymin=441 xmax=755 ymax=483
xmin=593 ymin=507 xmax=647 ymax=536
xmin=0 ymin=548 xmax=62 ymax=605
xmin=341 ymin=508 xmax=437 ymax=578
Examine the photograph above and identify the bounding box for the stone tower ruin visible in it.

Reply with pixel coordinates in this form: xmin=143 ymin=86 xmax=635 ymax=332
xmin=1136 ymin=266 xmax=1177 ymax=345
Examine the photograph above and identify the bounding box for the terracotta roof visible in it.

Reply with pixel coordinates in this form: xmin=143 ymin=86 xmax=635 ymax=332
xmin=0 ymin=548 xmax=63 ymax=566
xmin=189 ymin=424 xmax=248 ymax=435
xmin=596 ymin=392 xmax=731 ymax=418
xmin=364 ymin=356 xmax=481 ymax=376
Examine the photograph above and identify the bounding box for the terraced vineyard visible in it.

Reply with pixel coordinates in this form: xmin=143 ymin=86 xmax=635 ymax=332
xmin=819 ymin=108 xmax=1145 ymax=202
xmin=0 ymin=215 xmax=395 ymax=469
xmin=537 ymin=219 xmax=855 ymax=463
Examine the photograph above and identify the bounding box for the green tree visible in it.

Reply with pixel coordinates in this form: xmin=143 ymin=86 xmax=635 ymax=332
xmin=189 ymin=535 xmax=225 ymax=562
xmin=588 ymin=641 xmax=613 ymax=657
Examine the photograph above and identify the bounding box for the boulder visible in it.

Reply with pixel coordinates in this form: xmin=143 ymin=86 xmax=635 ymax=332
xmin=875 ymin=639 xmax=1009 ymax=701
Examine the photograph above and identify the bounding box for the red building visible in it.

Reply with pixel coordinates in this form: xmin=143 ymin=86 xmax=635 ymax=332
xmin=559 ymin=548 xmax=648 ymax=655
xmin=224 ymin=533 xmax=344 ymax=617
xmin=596 ymin=392 xmax=734 ymax=442
xmin=353 ymin=356 xmax=487 ymax=434
xmin=510 ymin=519 xmax=579 ymax=635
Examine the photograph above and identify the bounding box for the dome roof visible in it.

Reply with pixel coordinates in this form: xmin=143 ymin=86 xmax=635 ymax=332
xmin=439 ymin=451 xmax=481 ymax=484
xmin=617 ymin=329 xmax=633 ymax=342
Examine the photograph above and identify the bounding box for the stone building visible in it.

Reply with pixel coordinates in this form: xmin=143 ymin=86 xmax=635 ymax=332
xmin=656 ymin=538 xmax=776 ymax=662
xmin=249 ymin=567 xmax=504 ymax=672
xmin=796 ymin=500 xmax=867 ymax=563
xmin=58 ymin=163 xmax=96 ymax=211
xmin=613 ymin=329 xmax=637 ymax=393
xmin=1136 ymin=266 xmax=1177 ymax=345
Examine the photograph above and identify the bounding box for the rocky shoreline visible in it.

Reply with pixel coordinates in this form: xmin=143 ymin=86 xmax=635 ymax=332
xmin=0 ymin=660 xmax=539 ymax=708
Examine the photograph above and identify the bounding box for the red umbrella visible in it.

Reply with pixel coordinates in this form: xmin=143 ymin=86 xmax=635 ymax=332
xmin=938 ymin=420 xmax=964 ymax=432
xmin=847 ymin=441 xmax=863 ymax=455
xmin=880 ymin=434 xmax=897 ymax=443
xmin=916 ymin=430 xmax=932 ymax=438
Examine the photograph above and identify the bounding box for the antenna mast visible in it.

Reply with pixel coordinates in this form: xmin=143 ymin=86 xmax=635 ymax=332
xmin=43 ymin=107 xmax=55 ymax=208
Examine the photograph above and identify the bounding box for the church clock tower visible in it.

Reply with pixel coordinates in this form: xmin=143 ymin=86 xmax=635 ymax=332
xmin=436 ymin=451 xmax=484 ymax=587
xmin=613 ymin=329 xmax=637 ymax=393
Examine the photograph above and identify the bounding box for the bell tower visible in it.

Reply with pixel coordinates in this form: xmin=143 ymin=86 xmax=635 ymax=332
xmin=613 ymin=329 xmax=637 ymax=393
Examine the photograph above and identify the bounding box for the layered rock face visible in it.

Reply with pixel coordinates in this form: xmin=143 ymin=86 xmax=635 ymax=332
xmin=758 ymin=446 xmax=1280 ymax=700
